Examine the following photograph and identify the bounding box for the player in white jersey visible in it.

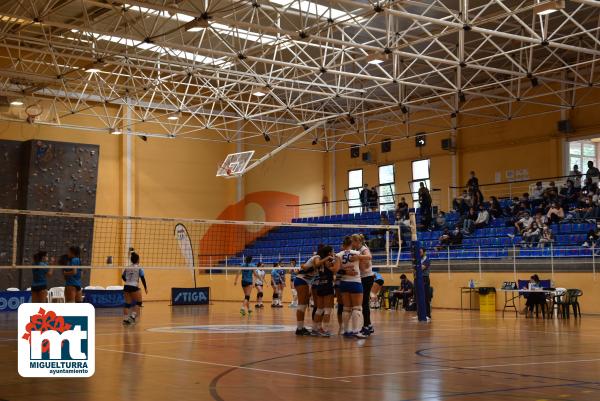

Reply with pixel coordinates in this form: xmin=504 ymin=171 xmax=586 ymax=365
xmin=253 ymin=262 xmax=266 ymax=308
xmin=121 ymin=252 xmax=148 ymax=325
xmin=334 ymin=236 xmax=366 ymax=339
xmin=352 ymin=233 xmax=375 ymax=336
xmin=294 ymin=247 xmax=332 ymax=336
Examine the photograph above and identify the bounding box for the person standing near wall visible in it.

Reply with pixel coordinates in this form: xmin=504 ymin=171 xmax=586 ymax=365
xmin=420 ymin=248 xmax=432 ymax=321
xmin=360 ymin=184 xmax=370 ymax=212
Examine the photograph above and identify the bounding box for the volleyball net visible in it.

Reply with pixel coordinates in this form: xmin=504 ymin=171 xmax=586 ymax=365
xmin=0 ymin=209 xmax=402 ymax=270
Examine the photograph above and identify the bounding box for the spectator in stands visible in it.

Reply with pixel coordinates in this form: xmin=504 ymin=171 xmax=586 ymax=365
xmin=467 ymin=171 xmax=484 ymax=207
xmin=506 ymin=196 xmax=523 ymax=217
xmin=461 ymin=207 xmax=478 ymax=234
xmin=521 ymin=222 xmax=541 ymax=247
xmin=489 ymin=196 xmax=503 ymax=219
xmin=453 ymin=190 xmax=471 ymax=215
xmin=390 ymin=274 xmax=414 ymax=310
xmin=437 ymin=228 xmax=451 ymax=250
xmin=360 ymin=184 xmax=369 ymax=212
xmin=587 ymin=160 xmax=600 ymax=180
xmin=512 ymin=211 xmax=533 ymax=236
xmin=450 ymin=225 xmax=464 ymax=247
xmin=521 ymin=192 xmax=531 ymax=210
xmin=560 ymin=179 xmax=579 ymax=206
xmin=538 ymin=224 xmax=554 ymax=248
xmin=582 ymin=177 xmax=598 ymax=195
xmin=531 ymin=182 xmax=544 ymax=201
xmin=546 ymin=202 xmax=565 ymax=224
xmin=533 ymin=210 xmax=548 ymax=227
xmin=543 ymin=181 xmax=559 ymax=204
xmin=583 ymin=221 xmax=600 ymax=248
xmin=570 ymin=164 xmax=582 ymax=188
xmin=434 ymin=211 xmax=446 ymax=230
xmin=395 ymin=197 xmax=409 ymax=221
xmin=474 ymin=204 xmax=490 ymax=229
xmin=368 ymin=186 xmax=379 ymax=211
xmin=418 ymin=183 xmax=433 ymax=230
xmin=573 ymin=196 xmax=596 ymax=220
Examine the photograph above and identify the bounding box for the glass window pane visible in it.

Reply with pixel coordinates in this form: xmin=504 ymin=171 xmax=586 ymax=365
xmin=584 ymin=157 xmax=596 ymax=167
xmin=412 ymin=159 xmax=430 ymax=180
xmin=583 ymin=143 xmax=596 ymax=157
xmin=570 ymin=142 xmax=581 ymax=155
xmin=379 ymin=183 xmax=395 ymax=206
xmin=380 ymin=203 xmax=395 ymax=212
xmin=347 ymin=188 xmax=361 ymax=213
xmin=379 ymin=164 xmax=394 ymax=185
xmin=570 ymin=156 xmax=582 ymax=170
xmin=348 ymin=169 xmax=362 ymax=189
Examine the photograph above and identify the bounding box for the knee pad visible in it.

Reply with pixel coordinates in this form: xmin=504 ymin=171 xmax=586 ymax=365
xmin=343 ymin=306 xmax=352 ymax=313
xmin=257 ymin=292 xmax=263 ymax=298
xmin=136 ymin=301 xmax=143 ymax=307
xmin=244 ymin=295 xmax=250 ymax=301
xmin=352 ymin=306 xmax=363 ymax=313
xmin=292 ymin=289 xmax=297 ymax=296
xmin=124 ymin=303 xmax=132 ymax=308
xmin=323 ymin=307 xmax=332 ymax=316
xmin=337 ymin=303 xmax=344 ymax=315
xmin=315 ymin=308 xmax=324 ymax=317
xmin=297 ymin=304 xmax=307 ymax=313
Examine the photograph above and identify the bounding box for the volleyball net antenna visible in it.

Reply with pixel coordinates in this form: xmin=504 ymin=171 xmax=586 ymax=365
xmin=0 ymin=209 xmax=402 ymax=271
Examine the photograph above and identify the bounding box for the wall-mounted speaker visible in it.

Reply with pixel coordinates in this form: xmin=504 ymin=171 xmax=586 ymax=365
xmin=362 ymin=152 xmax=372 ymax=162
xmin=441 ymin=138 xmax=452 ymax=151
xmin=558 ymin=119 xmax=573 ymax=133
xmin=350 ymin=145 xmax=360 ymax=158
xmin=381 ymin=139 xmax=391 ymax=153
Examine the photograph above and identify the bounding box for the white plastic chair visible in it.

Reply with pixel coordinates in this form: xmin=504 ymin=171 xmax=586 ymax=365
xmin=94 ymin=286 xmax=105 ymax=290
xmin=26 ymin=287 xmax=31 ymax=291
xmin=84 ymin=285 xmax=96 ymax=290
xmin=48 ymin=287 xmax=65 ymax=303
xmin=106 ymin=285 xmax=123 ymax=291
xmin=6 ymin=287 xmax=20 ymax=291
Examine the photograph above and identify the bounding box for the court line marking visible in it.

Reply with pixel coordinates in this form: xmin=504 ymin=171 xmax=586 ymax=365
xmin=329 ymin=358 xmax=600 ymax=379
xmin=96 ymin=347 xmax=334 ymax=381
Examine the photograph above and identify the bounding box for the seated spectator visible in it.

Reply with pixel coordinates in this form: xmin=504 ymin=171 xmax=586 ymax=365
xmin=587 ymin=160 xmax=600 ymax=180
xmin=437 ymin=228 xmax=451 ymax=250
xmin=582 ymin=177 xmax=598 ymax=195
xmin=560 ymin=179 xmax=579 ymax=205
xmin=506 ymin=196 xmax=522 ymax=216
xmin=395 ymin=197 xmax=409 ymax=221
xmin=489 ymin=196 xmax=503 ymax=218
xmin=538 ymin=224 xmax=554 ymax=248
xmin=531 ymin=182 xmax=544 ymax=200
xmin=434 ymin=211 xmax=446 ymax=230
xmin=573 ymin=196 xmax=597 ymax=220
xmin=521 ymin=193 xmax=531 ymax=210
xmin=583 ymin=221 xmax=600 ymax=247
xmin=474 ymin=204 xmax=490 ymax=229
xmin=521 ymin=222 xmax=541 ymax=247
xmin=512 ymin=211 xmax=533 ymax=236
xmin=389 ymin=274 xmax=414 ymax=310
xmin=570 ymin=164 xmax=582 ymax=188
xmin=533 ymin=210 xmax=548 ymax=227
xmin=450 ymin=225 xmax=464 ymax=247
xmin=543 ymin=181 xmax=559 ymax=204
xmin=546 ymin=202 xmax=565 ymax=224
xmin=453 ymin=190 xmax=471 ymax=215
xmin=461 ymin=207 xmax=478 ymax=234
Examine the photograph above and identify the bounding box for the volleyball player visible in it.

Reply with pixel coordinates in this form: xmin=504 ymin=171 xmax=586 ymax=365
xmin=294 ymin=247 xmax=331 ymax=335
xmin=334 ymin=236 xmax=366 ymax=339
xmin=31 ymin=251 xmax=52 ymax=303
xmin=63 ymin=246 xmax=83 ymax=303
xmin=234 ymin=256 xmax=255 ymax=316
xmin=270 ymin=262 xmax=283 ymax=307
xmin=253 ymin=262 xmax=266 ymax=308
xmin=313 ymin=246 xmax=336 ymax=337
xmin=122 ymin=252 xmax=148 ymax=325
xmin=370 ymin=271 xmax=385 ymax=309
xmin=352 ymin=234 xmax=375 ymax=336
xmin=276 ymin=262 xmax=286 ymax=307
xmin=289 ymin=259 xmax=299 ymax=307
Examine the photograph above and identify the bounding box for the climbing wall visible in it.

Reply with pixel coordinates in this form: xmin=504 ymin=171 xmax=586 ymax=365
xmin=0 ymin=139 xmax=99 ymax=290
xmin=0 ymin=140 xmax=22 ymax=288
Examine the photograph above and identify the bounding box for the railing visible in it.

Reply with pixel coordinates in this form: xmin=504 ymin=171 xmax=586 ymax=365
xmin=287 ymin=188 xmax=442 ymax=218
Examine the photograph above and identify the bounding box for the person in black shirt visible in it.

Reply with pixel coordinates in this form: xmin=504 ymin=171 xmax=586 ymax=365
xmin=368 ymin=186 xmax=379 ymax=211
xmin=359 ymin=184 xmax=369 ymax=212
xmin=395 ymin=197 xmax=409 ymax=221
xmin=390 ymin=274 xmax=414 ymax=310
xmin=586 ymin=160 xmax=600 ymax=180
xmin=467 ymin=171 xmax=484 ymax=206
xmin=418 ymin=182 xmax=433 ymax=229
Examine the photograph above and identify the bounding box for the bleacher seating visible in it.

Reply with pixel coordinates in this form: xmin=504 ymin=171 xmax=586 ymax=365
xmin=219 ymin=206 xmax=595 ymax=265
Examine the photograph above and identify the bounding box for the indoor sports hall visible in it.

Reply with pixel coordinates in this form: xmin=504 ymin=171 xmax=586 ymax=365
xmin=1 ymin=1 xmax=600 ymax=400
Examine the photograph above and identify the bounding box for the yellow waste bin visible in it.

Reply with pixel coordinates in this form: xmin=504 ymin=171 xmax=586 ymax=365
xmin=478 ymin=287 xmax=496 ymax=313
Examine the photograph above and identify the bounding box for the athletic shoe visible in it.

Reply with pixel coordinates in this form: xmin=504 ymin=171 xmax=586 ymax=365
xmin=129 ymin=315 xmax=137 ymax=324
xmin=319 ymin=329 xmax=332 ymax=337
xmin=240 ymin=308 xmax=246 ymax=316
xmin=247 ymin=309 xmax=252 ymax=315
xmin=426 ymin=316 xmax=432 ymax=322
xmin=310 ymin=329 xmax=321 ymax=336
xmin=367 ymin=325 xmax=374 ymax=334
xmin=122 ymin=317 xmax=132 ymax=325
xmin=342 ymin=332 xmax=355 ymax=338
xmin=354 ymin=331 xmax=368 ymax=339
xmin=359 ymin=327 xmax=371 ymax=337
xmin=295 ymin=328 xmax=311 ymax=336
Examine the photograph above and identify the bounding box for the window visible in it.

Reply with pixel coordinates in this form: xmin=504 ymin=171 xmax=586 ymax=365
xmin=347 ymin=169 xmax=363 ymax=214
xmin=568 ymin=140 xmax=598 ymax=174
xmin=378 ymin=164 xmax=395 ymax=212
xmin=411 ymin=159 xmax=431 ymax=208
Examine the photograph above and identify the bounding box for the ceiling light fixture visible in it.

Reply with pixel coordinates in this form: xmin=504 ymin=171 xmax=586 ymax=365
xmin=167 ymin=111 xmax=181 ymax=120
xmin=253 ymin=90 xmax=267 ymax=97
xmin=110 ymin=128 xmax=122 ymax=135
xmin=10 ymin=99 xmax=24 ymax=106
xmin=366 ymin=52 xmax=388 ymax=65
xmin=533 ymin=0 xmax=565 ymax=16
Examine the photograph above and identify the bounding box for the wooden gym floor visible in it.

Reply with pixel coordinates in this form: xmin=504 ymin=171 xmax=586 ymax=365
xmin=1 ymin=301 xmax=600 ymax=401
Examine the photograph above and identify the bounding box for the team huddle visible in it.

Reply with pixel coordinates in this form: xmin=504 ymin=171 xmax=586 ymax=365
xmin=235 ymin=233 xmax=381 ymax=338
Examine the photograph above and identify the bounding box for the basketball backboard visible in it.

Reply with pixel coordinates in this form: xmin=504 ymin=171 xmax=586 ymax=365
xmin=216 ymin=150 xmax=255 ymax=178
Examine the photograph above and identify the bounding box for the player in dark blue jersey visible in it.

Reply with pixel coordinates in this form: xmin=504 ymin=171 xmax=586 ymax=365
xmin=313 ymin=246 xmax=337 ymax=337
xmin=31 ymin=251 xmax=52 ymax=302
xmin=63 ymin=246 xmax=83 ymax=303
xmin=234 ymin=256 xmax=255 ymax=316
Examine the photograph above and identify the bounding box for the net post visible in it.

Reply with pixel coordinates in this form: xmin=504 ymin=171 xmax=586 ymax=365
xmin=225 ymin=256 xmax=228 ymax=280
xmin=550 ymin=242 xmax=554 ymax=280
xmin=478 ymin=246 xmax=482 ymax=280
xmin=209 ymin=256 xmax=212 ymax=280
xmin=512 ymin=244 xmax=517 ymax=282
xmin=409 ymin=212 xmax=427 ymax=322
xmin=385 ymin=230 xmax=390 ymax=270
xmin=11 ymin=215 xmax=18 ymax=268
xmin=447 ymin=246 xmax=451 ymax=279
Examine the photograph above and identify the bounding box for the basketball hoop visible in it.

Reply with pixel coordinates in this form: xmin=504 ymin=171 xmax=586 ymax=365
xmin=216 ymin=150 xmax=255 ymax=178
xmin=25 ymin=103 xmax=43 ymax=124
